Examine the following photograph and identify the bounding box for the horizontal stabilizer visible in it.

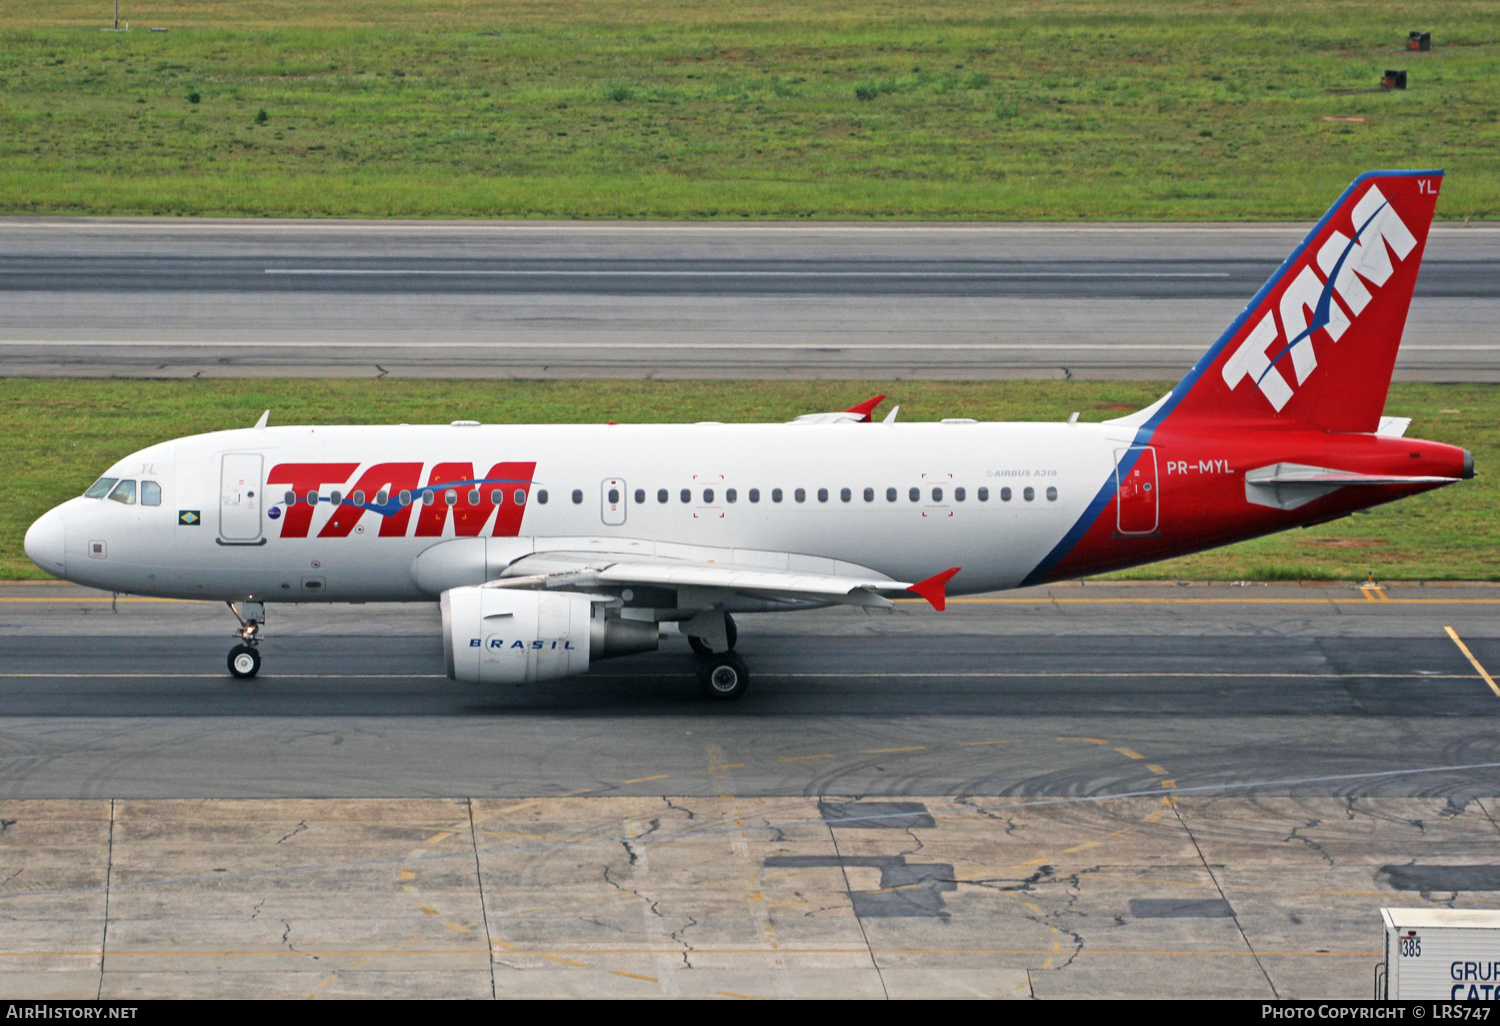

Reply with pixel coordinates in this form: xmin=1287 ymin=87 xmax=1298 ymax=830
xmin=790 ymin=394 xmax=887 ymax=425
xmin=1246 ymin=463 xmax=1459 ymax=487
xmin=1244 ymin=462 xmax=1459 ymax=511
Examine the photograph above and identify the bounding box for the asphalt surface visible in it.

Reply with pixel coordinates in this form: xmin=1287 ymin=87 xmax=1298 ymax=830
xmin=1 ymin=219 xmax=1495 ymax=379
xmin=3 ymin=581 xmax=1499 ymax=799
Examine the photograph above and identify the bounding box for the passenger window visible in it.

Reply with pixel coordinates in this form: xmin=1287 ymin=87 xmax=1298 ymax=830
xmin=352 ymin=490 xmax=366 ymax=506
xmin=491 ymin=489 xmax=505 ymax=505
xmin=285 ymin=490 xmax=297 ymax=505
xmin=634 ymin=489 xmax=645 ymax=504
xmin=908 ymin=487 xmax=919 ymax=502
xmin=608 ymin=488 xmax=620 ymax=503
xmin=376 ymin=490 xmax=388 ymax=506
xmin=108 ymin=480 xmax=137 ymax=505
xmin=1047 ymin=486 xmax=1058 ymax=501
xmin=329 ymin=490 xmax=343 ymax=506
xmin=572 ymin=489 xmax=584 ymax=504
xmin=535 ymin=490 xmax=548 ymax=504
xmin=886 ymin=487 xmax=897 ymax=502
xmin=681 ymin=489 xmax=691 ymax=504
xmin=141 ymin=480 xmax=162 ymax=506
xmin=726 ymin=488 xmax=737 ymax=503
xmin=85 ymin=478 xmax=118 ymax=499
xmin=658 ymin=489 xmax=669 ymax=503
xmin=1001 ymin=487 xmax=1012 ymax=501
xmin=307 ymin=490 xmax=320 ymax=505
xmin=863 ymin=487 xmax=874 ymax=502
xmin=444 ymin=490 xmax=458 ymax=507
xmin=749 ymin=488 xmax=760 ymax=503
xmin=399 ymin=490 xmax=412 ymax=507
xmin=817 ymin=488 xmax=828 ymax=503
xmin=794 ymin=488 xmax=806 ymax=503
xmin=978 ymin=487 xmax=989 ymax=502
xmin=1024 ymin=487 xmax=1034 ymax=501
xmin=772 ymin=488 xmax=783 ymax=503
xmin=467 ymin=489 xmax=480 ymax=506
xmin=704 ymin=488 xmax=715 ymax=504
xmin=932 ymin=487 xmax=943 ymax=502
xmin=513 ymin=489 xmax=526 ymax=506
xmin=955 ymin=487 xmax=966 ymax=502
xmin=840 ymin=488 xmax=851 ymax=503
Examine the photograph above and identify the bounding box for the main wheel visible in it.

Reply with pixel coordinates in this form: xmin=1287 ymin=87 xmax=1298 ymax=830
xmin=228 ymin=643 xmax=261 ymax=679
xmin=697 ymin=650 xmax=749 ymax=700
xmin=687 ymin=612 xmax=737 ymax=656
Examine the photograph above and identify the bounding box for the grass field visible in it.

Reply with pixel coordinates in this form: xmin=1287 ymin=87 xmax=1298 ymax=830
xmin=1 ymin=0 xmax=1497 ymax=219
xmin=1 ymin=378 xmax=1494 ymax=582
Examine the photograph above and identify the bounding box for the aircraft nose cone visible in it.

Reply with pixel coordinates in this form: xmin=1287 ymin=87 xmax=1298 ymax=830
xmin=24 ymin=508 xmax=66 ymax=577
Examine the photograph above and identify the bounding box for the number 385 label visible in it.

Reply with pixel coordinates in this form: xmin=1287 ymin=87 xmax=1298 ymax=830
xmin=1400 ymin=934 xmax=1422 ymax=957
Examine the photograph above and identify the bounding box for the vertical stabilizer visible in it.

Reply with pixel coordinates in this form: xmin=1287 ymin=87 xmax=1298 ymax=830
xmin=1158 ymin=170 xmax=1441 ymax=434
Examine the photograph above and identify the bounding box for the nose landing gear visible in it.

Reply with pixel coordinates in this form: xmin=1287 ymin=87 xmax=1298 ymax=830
xmin=226 ymin=600 xmax=264 ymax=679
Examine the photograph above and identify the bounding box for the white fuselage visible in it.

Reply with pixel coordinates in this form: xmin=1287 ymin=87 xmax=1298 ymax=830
xmin=35 ymin=420 xmax=1122 ymax=602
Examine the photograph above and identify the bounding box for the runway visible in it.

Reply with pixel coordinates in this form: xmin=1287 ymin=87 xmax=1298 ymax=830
xmin=5 ymin=581 xmax=1500 ymax=999
xmin=2 ymin=219 xmax=1496 ymax=380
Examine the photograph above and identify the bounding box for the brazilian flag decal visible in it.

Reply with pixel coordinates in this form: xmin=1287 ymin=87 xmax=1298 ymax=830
xmin=178 ymin=510 xmax=201 ymax=526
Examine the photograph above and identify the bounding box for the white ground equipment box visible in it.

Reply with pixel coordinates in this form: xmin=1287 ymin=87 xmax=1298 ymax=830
xmin=1382 ymin=908 xmax=1500 ymax=999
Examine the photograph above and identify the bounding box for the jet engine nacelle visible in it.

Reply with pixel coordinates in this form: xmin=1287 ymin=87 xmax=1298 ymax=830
xmin=442 ymin=586 xmax=592 ymax=683
xmin=441 ymin=585 xmax=662 ymax=683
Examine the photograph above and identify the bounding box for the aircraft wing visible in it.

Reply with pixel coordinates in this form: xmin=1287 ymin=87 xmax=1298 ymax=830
xmin=490 ymin=548 xmax=958 ymax=610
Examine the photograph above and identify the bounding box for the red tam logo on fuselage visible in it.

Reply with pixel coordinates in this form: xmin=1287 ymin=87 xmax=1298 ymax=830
xmin=266 ymin=461 xmax=538 ymax=539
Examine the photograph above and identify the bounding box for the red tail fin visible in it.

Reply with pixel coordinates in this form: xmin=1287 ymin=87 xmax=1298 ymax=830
xmin=843 ymin=395 xmax=886 ymax=422
xmin=1166 ymin=170 xmax=1441 ymax=433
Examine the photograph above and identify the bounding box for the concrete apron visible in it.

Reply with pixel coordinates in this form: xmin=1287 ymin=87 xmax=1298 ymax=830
xmin=4 ymin=794 xmax=1494 ymax=999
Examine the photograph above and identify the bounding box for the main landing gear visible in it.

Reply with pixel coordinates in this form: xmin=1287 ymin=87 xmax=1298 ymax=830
xmin=685 ymin=610 xmax=749 ymax=700
xmin=696 ymin=650 xmax=749 ymax=700
xmin=226 ymin=601 xmax=264 ymax=679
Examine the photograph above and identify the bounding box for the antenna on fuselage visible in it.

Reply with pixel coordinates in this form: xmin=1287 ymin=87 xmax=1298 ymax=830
xmin=253 ymin=410 xmax=270 ymax=429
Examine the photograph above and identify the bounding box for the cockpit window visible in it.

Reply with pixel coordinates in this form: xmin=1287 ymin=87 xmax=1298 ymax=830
xmin=141 ymin=481 xmax=162 ymax=506
xmin=84 ymin=477 xmax=118 ymax=499
xmin=107 ymin=480 xmax=137 ymax=505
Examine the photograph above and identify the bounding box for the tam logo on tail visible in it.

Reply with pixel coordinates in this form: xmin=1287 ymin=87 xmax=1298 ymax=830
xmin=1222 ymin=184 xmax=1419 ymax=411
xmin=1167 ymin=170 xmax=1441 ymax=434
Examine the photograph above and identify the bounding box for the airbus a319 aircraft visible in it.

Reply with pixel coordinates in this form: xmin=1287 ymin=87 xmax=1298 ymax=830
xmin=23 ymin=170 xmax=1472 ymax=699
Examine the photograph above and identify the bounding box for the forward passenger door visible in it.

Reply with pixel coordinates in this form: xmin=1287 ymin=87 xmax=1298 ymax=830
xmin=219 ymin=453 xmax=264 ymax=543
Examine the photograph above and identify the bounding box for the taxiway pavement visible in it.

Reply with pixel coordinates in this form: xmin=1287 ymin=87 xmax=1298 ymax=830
xmin=2 ymin=220 xmax=1496 ymax=380
xmin=2 ymin=581 xmax=1497 ymax=800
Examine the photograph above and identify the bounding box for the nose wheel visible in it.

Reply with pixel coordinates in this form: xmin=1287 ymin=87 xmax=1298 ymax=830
xmin=226 ymin=600 xmax=265 ymax=679
xmin=228 ymin=643 xmax=261 ymax=679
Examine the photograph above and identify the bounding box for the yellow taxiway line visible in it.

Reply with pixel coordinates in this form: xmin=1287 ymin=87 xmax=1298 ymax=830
xmin=1444 ymin=626 xmax=1500 ymax=698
